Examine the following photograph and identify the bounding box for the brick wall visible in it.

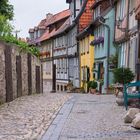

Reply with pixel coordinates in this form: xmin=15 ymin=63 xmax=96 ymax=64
xmin=0 ymin=41 xmax=42 ymax=104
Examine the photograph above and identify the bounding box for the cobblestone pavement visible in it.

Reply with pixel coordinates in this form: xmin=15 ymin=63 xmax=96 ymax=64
xmin=42 ymin=94 xmax=140 ymax=140
xmin=0 ymin=93 xmax=71 ymax=140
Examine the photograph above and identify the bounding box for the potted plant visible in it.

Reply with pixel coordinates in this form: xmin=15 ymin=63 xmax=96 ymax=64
xmin=113 ymin=67 xmax=135 ymax=105
xmin=88 ymin=80 xmax=98 ymax=94
xmin=113 ymin=67 xmax=135 ymax=85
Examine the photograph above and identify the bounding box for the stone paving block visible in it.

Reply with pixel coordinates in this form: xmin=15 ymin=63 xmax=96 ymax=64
xmin=43 ymin=94 xmax=140 ymax=140
xmin=0 ymin=92 xmax=71 ymax=140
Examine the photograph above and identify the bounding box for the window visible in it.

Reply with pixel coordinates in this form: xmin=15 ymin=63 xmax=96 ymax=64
xmin=57 ymin=85 xmax=59 ymax=91
xmin=64 ymin=86 xmax=67 ymax=91
xmin=61 ymin=85 xmax=63 ymax=91
xmin=83 ymin=38 xmax=86 ymax=54
xmin=57 ymin=59 xmax=60 ymax=73
xmin=118 ymin=0 xmax=126 ymax=20
xmin=120 ymin=43 xmax=127 ymax=67
xmin=81 ymin=67 xmax=84 ymax=81
xmin=46 ymin=62 xmax=51 ymax=75
xmin=80 ymin=41 xmax=82 ymax=54
xmin=94 ymin=6 xmax=101 ymax=20
xmin=81 ymin=40 xmax=83 ymax=54
xmin=129 ymin=0 xmax=135 ymax=12
xmin=60 ymin=59 xmax=63 ymax=73
xmin=98 ymin=63 xmax=104 ymax=80
xmin=80 ymin=0 xmax=83 ymax=5
xmin=64 ymin=59 xmax=67 ymax=73
xmin=129 ymin=38 xmax=137 ymax=72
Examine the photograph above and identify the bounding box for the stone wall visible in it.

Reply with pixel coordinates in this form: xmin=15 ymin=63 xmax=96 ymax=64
xmin=0 ymin=41 xmax=42 ymax=103
xmin=0 ymin=43 xmax=6 ymax=103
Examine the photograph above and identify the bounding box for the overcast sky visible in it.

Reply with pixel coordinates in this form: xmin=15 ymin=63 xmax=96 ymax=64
xmin=9 ymin=0 xmax=68 ymax=38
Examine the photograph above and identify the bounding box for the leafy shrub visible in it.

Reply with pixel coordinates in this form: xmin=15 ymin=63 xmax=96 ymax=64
xmin=88 ymin=80 xmax=98 ymax=89
xmin=113 ymin=67 xmax=135 ymax=85
xmin=0 ymin=35 xmax=39 ymax=56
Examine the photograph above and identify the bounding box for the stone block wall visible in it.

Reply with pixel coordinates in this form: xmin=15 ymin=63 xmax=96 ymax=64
xmin=0 ymin=41 xmax=42 ymax=103
xmin=0 ymin=43 xmax=6 ymax=103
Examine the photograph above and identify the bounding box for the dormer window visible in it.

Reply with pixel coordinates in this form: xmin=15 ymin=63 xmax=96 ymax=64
xmin=49 ymin=25 xmax=54 ymax=33
xmin=94 ymin=5 xmax=101 ymax=20
xmin=29 ymin=32 xmax=34 ymax=40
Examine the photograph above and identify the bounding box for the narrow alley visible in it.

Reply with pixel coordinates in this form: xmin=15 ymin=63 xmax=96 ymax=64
xmin=42 ymin=94 xmax=140 ymax=140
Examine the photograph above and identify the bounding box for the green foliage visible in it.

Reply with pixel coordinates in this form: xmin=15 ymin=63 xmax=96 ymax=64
xmin=0 ymin=14 xmax=13 ymax=36
xmin=88 ymin=80 xmax=98 ymax=89
xmin=98 ymin=79 xmax=104 ymax=85
xmin=0 ymin=1 xmax=39 ymax=57
xmin=113 ymin=67 xmax=135 ymax=85
xmin=0 ymin=35 xmax=39 ymax=56
xmin=109 ymin=53 xmax=118 ymax=68
xmin=0 ymin=0 xmax=14 ymax=20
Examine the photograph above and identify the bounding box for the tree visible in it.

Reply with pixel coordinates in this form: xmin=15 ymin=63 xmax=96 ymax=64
xmin=0 ymin=14 xmax=13 ymax=36
xmin=0 ymin=0 xmax=14 ymax=20
xmin=113 ymin=67 xmax=135 ymax=85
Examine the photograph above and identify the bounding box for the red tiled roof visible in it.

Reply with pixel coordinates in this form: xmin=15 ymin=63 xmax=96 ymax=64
xmin=39 ymin=18 xmax=70 ymax=42
xmin=79 ymin=0 xmax=95 ymax=32
xmin=29 ymin=14 xmax=53 ymax=33
xmin=38 ymin=19 xmax=46 ymax=27
xmin=45 ymin=9 xmax=71 ymax=27
xmin=29 ymin=9 xmax=71 ymax=44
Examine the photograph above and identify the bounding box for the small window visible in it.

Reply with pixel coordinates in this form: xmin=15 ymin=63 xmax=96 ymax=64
xmin=61 ymin=85 xmax=63 ymax=91
xmin=64 ymin=86 xmax=67 ymax=91
xmin=57 ymin=85 xmax=59 ymax=91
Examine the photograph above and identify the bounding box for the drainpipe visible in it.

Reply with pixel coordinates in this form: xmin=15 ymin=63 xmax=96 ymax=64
xmin=98 ymin=19 xmax=111 ymax=90
xmin=126 ymin=0 xmax=130 ymax=68
xmin=74 ymin=0 xmax=76 ymax=18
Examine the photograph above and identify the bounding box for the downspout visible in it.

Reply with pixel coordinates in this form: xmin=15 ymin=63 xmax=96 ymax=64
xmin=137 ymin=20 xmax=140 ymax=81
xmin=74 ymin=0 xmax=76 ymax=18
xmin=99 ymin=19 xmax=111 ymax=90
xmin=77 ymin=22 xmax=81 ymax=87
xmin=126 ymin=0 xmax=130 ymax=67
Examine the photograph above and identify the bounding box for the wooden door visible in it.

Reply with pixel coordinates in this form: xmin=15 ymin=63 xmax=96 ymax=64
xmin=5 ymin=45 xmax=13 ymax=102
xmin=16 ymin=55 xmax=22 ymax=97
xmin=36 ymin=66 xmax=41 ymax=93
xmin=28 ymin=53 xmax=32 ymax=95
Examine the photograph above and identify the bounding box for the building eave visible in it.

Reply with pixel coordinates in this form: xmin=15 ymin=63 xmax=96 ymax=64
xmin=77 ymin=23 xmax=93 ymax=40
xmin=91 ymin=0 xmax=104 ymax=9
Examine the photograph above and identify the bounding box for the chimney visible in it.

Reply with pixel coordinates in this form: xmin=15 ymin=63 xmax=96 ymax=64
xmin=46 ymin=13 xmax=53 ymax=20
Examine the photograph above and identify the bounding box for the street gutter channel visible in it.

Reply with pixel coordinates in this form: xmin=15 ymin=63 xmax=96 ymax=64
xmin=41 ymin=95 xmax=76 ymax=140
xmin=63 ymin=130 xmax=140 ymax=139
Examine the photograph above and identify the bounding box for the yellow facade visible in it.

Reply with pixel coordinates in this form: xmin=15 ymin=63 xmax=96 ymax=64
xmin=80 ymin=35 xmax=94 ymax=92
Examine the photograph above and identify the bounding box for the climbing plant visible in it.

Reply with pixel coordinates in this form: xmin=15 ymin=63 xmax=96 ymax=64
xmin=0 ymin=35 xmax=39 ymax=56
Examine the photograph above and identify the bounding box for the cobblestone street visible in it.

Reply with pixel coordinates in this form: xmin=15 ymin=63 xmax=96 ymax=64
xmin=0 ymin=93 xmax=71 ymax=140
xmin=42 ymin=94 xmax=140 ymax=140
